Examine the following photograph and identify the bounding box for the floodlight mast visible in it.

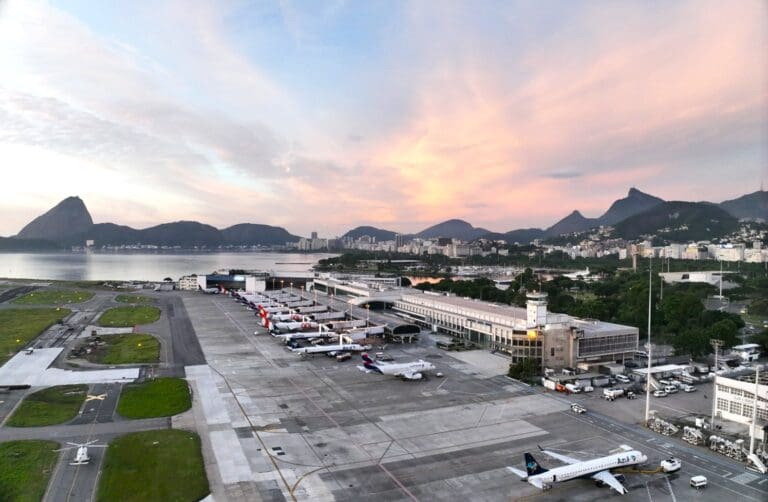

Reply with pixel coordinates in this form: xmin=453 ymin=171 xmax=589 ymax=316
xmin=644 ymin=257 xmax=653 ymax=425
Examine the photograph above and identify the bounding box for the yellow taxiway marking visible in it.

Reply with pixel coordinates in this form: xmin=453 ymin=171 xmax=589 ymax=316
xmin=85 ymin=394 xmax=107 ymax=402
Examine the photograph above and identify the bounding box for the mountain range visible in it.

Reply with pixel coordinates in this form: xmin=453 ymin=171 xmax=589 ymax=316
xmin=6 ymin=196 xmax=300 ymax=249
xmin=4 ymin=188 xmax=766 ymax=250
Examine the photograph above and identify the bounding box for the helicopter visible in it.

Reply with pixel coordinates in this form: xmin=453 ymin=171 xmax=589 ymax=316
xmin=54 ymin=440 xmax=106 ymax=466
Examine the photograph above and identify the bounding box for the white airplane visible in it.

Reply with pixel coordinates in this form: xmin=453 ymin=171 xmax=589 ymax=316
xmin=358 ymin=353 xmax=435 ymax=380
xmin=275 ymin=332 xmax=337 ymax=341
xmin=563 ymin=267 xmax=591 ymax=280
xmin=507 ymin=445 xmax=646 ymax=495
xmin=290 ymin=332 xmax=371 ymax=355
xmin=54 ymin=440 xmax=107 ymax=466
xmin=272 ymin=321 xmax=319 ymax=333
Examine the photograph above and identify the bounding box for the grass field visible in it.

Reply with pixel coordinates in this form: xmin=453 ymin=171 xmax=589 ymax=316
xmin=86 ymin=334 xmax=160 ymax=364
xmin=13 ymin=289 xmax=94 ymax=305
xmin=96 ymin=429 xmax=209 ymax=502
xmin=0 ymin=440 xmax=60 ymax=501
xmin=7 ymin=385 xmax=88 ymax=427
xmin=114 ymin=294 xmax=153 ymax=304
xmin=98 ymin=306 xmax=161 ymax=327
xmin=0 ymin=308 xmax=71 ymax=365
xmin=117 ymin=378 xmax=191 ymax=419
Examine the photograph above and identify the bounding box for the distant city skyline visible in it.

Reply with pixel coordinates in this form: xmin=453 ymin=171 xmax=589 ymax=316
xmin=1 ymin=0 xmax=766 ymax=237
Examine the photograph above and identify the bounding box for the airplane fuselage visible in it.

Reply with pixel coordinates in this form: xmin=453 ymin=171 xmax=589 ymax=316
xmin=529 ymin=450 xmax=646 ymax=485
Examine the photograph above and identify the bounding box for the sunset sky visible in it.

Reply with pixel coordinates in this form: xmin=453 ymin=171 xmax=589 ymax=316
xmin=1 ymin=0 xmax=766 ymax=237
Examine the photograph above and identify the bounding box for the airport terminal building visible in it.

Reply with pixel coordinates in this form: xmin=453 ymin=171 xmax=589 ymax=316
xmin=393 ymin=291 xmax=638 ymax=369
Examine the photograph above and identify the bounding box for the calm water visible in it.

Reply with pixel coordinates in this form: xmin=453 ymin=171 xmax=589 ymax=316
xmin=0 ymin=252 xmax=338 ymax=282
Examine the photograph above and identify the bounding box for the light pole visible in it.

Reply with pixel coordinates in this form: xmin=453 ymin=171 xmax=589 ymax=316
xmin=644 ymin=256 xmax=653 ymax=425
xmin=710 ymin=338 xmax=723 ymax=430
xmin=365 ymin=304 xmax=370 ymax=324
xmin=280 ymin=280 xmax=284 ymax=292
xmin=290 ymin=282 xmax=293 ymax=296
xmin=749 ymin=366 xmax=760 ymax=455
xmin=271 ymin=277 xmax=275 ymax=290
xmin=300 ymin=285 xmax=304 ymax=300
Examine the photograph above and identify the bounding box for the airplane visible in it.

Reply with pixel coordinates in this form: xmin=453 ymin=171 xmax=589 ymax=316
xmin=563 ymin=267 xmax=591 ymax=280
xmin=289 ymin=330 xmax=371 ymax=356
xmin=271 ymin=313 xmax=304 ymax=322
xmin=507 ymin=445 xmax=647 ymax=495
xmin=272 ymin=321 xmax=320 ymax=333
xmin=358 ymin=353 xmax=435 ymax=380
xmin=291 ymin=343 xmax=371 ymax=356
xmin=274 ymin=332 xmax=337 ymax=342
xmin=54 ymin=440 xmax=107 ymax=466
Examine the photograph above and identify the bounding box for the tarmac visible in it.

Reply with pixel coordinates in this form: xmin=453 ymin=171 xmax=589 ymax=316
xmin=179 ymin=291 xmax=768 ymax=501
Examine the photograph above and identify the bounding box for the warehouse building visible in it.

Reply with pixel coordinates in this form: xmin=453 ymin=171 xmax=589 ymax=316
xmin=715 ymin=371 xmax=768 ymax=440
xmin=393 ymin=291 xmax=638 ymax=369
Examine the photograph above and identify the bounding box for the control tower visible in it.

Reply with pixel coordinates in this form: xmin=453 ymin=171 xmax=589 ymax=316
xmin=526 ymin=291 xmax=548 ymax=328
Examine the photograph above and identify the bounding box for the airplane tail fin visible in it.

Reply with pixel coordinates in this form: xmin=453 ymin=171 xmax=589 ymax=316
xmin=524 ymin=452 xmax=547 ymax=476
xmin=361 ymin=353 xmax=374 ymax=364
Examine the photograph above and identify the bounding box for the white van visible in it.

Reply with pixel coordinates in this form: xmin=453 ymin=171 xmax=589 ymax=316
xmin=690 ymin=475 xmax=707 ymax=489
xmin=664 ymin=385 xmax=678 ymax=394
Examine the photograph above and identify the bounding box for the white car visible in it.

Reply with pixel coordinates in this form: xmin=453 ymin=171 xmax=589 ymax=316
xmin=661 ymin=457 xmax=681 ymax=473
xmin=615 ymin=374 xmax=630 ymax=383
xmin=664 ymin=385 xmax=679 ymax=394
xmin=682 ymin=384 xmax=696 ymax=392
xmin=654 ymin=390 xmax=668 ymax=397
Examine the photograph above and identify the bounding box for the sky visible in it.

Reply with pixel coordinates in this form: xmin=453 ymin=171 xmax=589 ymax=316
xmin=0 ymin=0 xmax=766 ymax=238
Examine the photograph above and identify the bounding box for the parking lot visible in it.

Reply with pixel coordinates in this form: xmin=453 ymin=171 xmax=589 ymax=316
xmin=180 ymin=292 xmax=768 ymax=501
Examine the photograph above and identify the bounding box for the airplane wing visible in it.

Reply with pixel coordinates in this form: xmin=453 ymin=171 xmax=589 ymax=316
xmin=591 ymin=470 xmax=628 ymax=495
xmin=539 ymin=448 xmax=580 ymax=464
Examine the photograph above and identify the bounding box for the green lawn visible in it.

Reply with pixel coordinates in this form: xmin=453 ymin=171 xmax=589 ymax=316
xmin=98 ymin=306 xmax=161 ymax=327
xmin=0 ymin=440 xmax=60 ymax=502
xmin=13 ymin=289 xmax=94 ymax=305
xmin=96 ymin=430 xmax=209 ymax=502
xmin=117 ymin=378 xmax=191 ymax=419
xmin=0 ymin=308 xmax=71 ymax=365
xmin=7 ymin=385 xmax=88 ymax=427
xmin=86 ymin=334 xmax=160 ymax=364
xmin=114 ymin=294 xmax=153 ymax=304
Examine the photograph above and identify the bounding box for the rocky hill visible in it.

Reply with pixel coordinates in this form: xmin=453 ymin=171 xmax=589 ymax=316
xmin=613 ymin=201 xmax=739 ymax=241
xmin=16 ymin=196 xmax=93 ymax=241
xmin=416 ymin=219 xmax=490 ymax=241
xmin=719 ymin=190 xmax=767 ymax=221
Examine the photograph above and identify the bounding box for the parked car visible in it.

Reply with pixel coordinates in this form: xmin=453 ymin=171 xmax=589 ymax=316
xmin=682 ymin=384 xmax=696 ymax=392
xmin=661 ymin=457 xmax=682 ymax=473
xmin=664 ymin=385 xmax=679 ymax=394
xmin=570 ymin=403 xmax=587 ymax=414
xmin=615 ymin=374 xmax=631 ymax=383
xmin=654 ymin=390 xmax=668 ymax=397
xmin=581 ymin=385 xmax=594 ymax=393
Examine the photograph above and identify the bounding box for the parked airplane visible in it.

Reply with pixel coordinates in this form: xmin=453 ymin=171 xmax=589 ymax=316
xmin=274 ymin=332 xmax=337 ymax=341
xmin=507 ymin=445 xmax=646 ymax=495
xmin=358 ymin=353 xmax=435 ymax=380
xmin=272 ymin=321 xmax=319 ymax=333
xmin=290 ymin=332 xmax=371 ymax=356
xmin=291 ymin=343 xmax=370 ymax=355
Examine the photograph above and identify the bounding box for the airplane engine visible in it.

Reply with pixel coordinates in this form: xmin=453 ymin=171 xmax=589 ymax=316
xmin=405 ymin=372 xmax=422 ymax=380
